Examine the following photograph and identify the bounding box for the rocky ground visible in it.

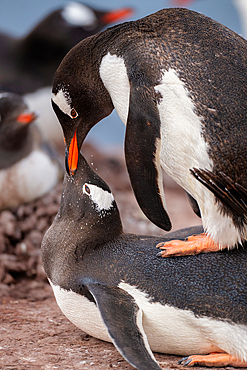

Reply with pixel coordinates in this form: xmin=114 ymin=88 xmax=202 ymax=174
xmin=0 ymin=142 xmax=231 ymax=369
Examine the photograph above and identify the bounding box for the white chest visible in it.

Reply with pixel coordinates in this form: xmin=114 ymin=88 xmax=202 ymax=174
xmin=155 ymin=70 xmax=244 ymax=246
xmin=154 ymin=69 xmax=212 ymax=191
xmin=50 ymin=281 xmax=111 ymax=342
xmin=0 ymin=150 xmax=61 ymax=210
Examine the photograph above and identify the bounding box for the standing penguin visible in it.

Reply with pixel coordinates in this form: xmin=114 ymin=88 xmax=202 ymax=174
xmin=51 ymin=8 xmax=247 ymax=256
xmin=42 ymin=152 xmax=247 ymax=369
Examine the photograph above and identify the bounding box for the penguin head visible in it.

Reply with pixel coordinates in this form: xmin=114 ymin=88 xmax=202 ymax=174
xmin=0 ymin=92 xmax=37 ymax=150
xmin=56 ymin=152 xmax=123 ymax=247
xmin=60 ymin=3 xmax=133 ymax=37
xmin=25 ymin=3 xmax=133 ymax=63
xmin=51 ymin=34 xmax=114 ymax=176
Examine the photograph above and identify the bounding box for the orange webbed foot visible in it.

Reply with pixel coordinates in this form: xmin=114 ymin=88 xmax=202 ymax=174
xmin=178 ymin=352 xmax=247 ymax=367
xmin=157 ymin=233 xmax=221 ymax=257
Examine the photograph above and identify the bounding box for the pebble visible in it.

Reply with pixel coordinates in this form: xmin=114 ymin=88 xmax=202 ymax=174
xmin=0 ymin=182 xmax=62 ymax=284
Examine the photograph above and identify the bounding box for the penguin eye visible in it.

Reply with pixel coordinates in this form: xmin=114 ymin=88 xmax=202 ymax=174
xmin=84 ymin=184 xmax=91 ymax=195
xmin=70 ymin=108 xmax=78 ymax=118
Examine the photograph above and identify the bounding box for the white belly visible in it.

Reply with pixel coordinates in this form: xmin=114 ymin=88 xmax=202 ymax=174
xmin=49 ymin=281 xmax=247 ymax=360
xmin=154 ymin=69 xmax=212 ymax=197
xmin=50 ymin=281 xmax=111 ymax=342
xmin=0 ymin=150 xmax=61 ymax=210
xmin=155 ymin=69 xmax=242 ymax=247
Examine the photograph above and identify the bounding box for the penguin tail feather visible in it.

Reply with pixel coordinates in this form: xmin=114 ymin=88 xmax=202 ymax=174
xmin=190 ymin=168 xmax=247 ymax=222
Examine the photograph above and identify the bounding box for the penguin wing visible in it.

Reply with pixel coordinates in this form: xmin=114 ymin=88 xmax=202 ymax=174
xmin=125 ymin=84 xmax=171 ymax=231
xmin=87 ymin=283 xmax=161 ymax=370
xmin=191 ymin=168 xmax=247 ymax=220
xmin=186 ymin=192 xmax=201 ymax=218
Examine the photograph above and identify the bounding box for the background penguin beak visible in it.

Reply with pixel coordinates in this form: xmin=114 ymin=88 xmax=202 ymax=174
xmin=16 ymin=111 xmax=38 ymax=124
xmin=65 ymin=130 xmax=79 ymax=176
xmin=100 ymin=8 xmax=133 ymax=25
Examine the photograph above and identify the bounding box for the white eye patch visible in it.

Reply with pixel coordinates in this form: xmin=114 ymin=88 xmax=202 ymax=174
xmin=83 ymin=183 xmax=114 ymax=212
xmin=62 ymin=2 xmax=97 ymax=27
xmin=52 ymin=89 xmax=78 ymax=119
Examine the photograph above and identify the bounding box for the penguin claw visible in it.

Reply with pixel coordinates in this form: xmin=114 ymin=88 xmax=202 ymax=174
xmin=177 ymin=356 xmax=189 ymax=365
xmin=156 ymin=234 xmax=221 ymax=257
xmin=156 ymin=250 xmax=165 ymax=257
xmin=178 ymin=356 xmax=194 ymax=367
xmin=183 ymin=359 xmax=193 ymax=367
xmin=177 ymin=353 xmax=247 ymax=367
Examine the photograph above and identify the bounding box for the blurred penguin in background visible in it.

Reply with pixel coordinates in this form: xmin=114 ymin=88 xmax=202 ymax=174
xmin=0 ymin=92 xmax=63 ymax=210
xmin=0 ymin=2 xmax=133 ymax=147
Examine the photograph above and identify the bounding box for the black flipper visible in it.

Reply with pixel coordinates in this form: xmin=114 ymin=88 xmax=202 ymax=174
xmin=186 ymin=192 xmax=201 ymax=218
xmin=87 ymin=283 xmax=161 ymax=370
xmin=191 ymin=168 xmax=247 ymax=221
xmin=125 ymin=84 xmax=171 ymax=231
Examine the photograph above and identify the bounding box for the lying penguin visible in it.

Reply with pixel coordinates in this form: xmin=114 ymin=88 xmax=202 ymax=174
xmin=51 ymin=7 xmax=247 ymax=257
xmin=0 ymin=92 xmax=63 ymax=210
xmin=0 ymin=2 xmax=132 ymax=145
xmin=42 ymin=152 xmax=247 ymax=369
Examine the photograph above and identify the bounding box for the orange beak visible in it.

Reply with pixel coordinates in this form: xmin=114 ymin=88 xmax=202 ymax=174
xmin=170 ymin=0 xmax=195 ymax=5
xmin=101 ymin=7 xmax=133 ymax=25
xmin=67 ymin=130 xmax=79 ymax=176
xmin=16 ymin=111 xmax=37 ymax=124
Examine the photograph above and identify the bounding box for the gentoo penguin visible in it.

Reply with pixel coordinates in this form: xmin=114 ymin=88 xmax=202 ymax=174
xmin=41 ymin=152 xmax=247 ymax=369
xmin=51 ymin=8 xmax=247 ymax=256
xmin=0 ymin=92 xmax=63 ymax=210
xmin=0 ymin=2 xmax=133 ymax=145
